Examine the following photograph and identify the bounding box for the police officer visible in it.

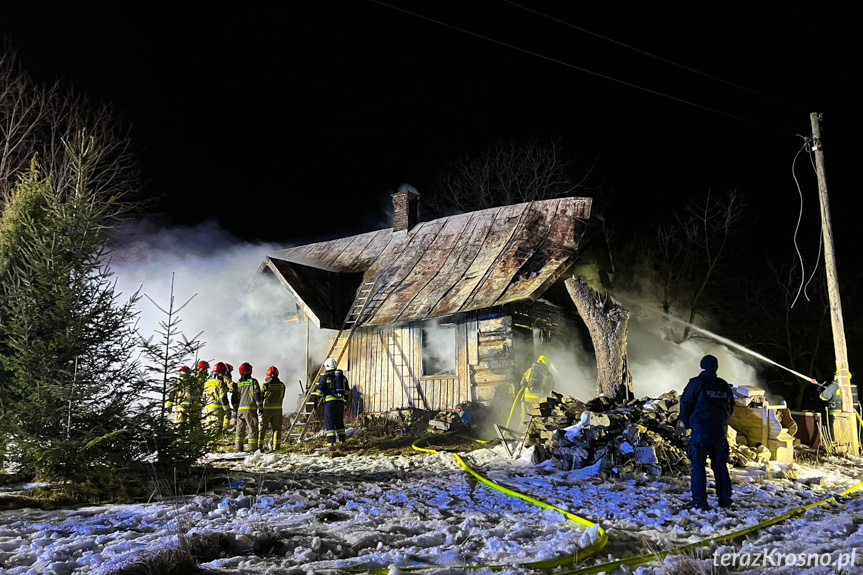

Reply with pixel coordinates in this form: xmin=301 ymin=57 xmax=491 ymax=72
xmin=259 ymin=366 xmax=286 ymax=452
xmin=678 ymin=354 xmax=735 ymax=511
xmin=231 ymin=362 xmax=262 ymax=452
xmin=313 ymin=358 xmax=351 ymax=450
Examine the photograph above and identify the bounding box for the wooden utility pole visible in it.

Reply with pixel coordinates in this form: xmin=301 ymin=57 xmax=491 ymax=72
xmin=810 ymin=112 xmax=859 ymax=455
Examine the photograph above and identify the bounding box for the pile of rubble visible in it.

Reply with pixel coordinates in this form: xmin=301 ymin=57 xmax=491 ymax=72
xmin=523 ymin=391 xmax=696 ymax=479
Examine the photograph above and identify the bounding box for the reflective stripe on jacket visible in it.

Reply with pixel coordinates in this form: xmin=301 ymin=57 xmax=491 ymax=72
xmin=314 ymin=369 xmax=350 ymax=402
xmin=234 ymin=376 xmax=262 ymax=411
xmin=203 ymin=374 xmax=230 ymax=410
xmin=262 ymin=376 xmax=286 ymax=410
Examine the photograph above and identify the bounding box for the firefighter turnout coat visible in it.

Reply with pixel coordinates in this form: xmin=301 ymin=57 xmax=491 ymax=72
xmin=259 ymin=375 xmax=286 ymax=450
xmin=203 ymin=373 xmax=231 ymax=434
xmin=231 ymin=375 xmax=262 ymax=451
xmin=313 ymin=368 xmax=350 ymax=445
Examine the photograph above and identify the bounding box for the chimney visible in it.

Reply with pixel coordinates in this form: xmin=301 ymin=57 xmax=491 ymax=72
xmin=391 ymin=186 xmax=420 ymax=232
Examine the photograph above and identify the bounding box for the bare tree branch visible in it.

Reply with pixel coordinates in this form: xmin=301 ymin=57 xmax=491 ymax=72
xmin=0 ymin=39 xmax=145 ymax=219
xmin=426 ymin=136 xmax=596 ymax=217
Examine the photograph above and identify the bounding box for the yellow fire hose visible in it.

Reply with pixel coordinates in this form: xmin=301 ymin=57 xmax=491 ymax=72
xmin=557 ymin=411 xmax=863 ymax=574
xmin=346 ymin=431 xmax=608 ymax=574
xmin=505 ymin=385 xmax=527 ymax=429
xmin=348 ymin=413 xmax=863 ymax=574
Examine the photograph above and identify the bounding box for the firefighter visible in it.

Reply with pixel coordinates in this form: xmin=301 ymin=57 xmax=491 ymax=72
xmin=231 ymin=362 xmax=262 ymax=452
xmin=196 ymin=359 xmax=210 ymax=379
xmin=313 ymin=358 xmax=351 ymax=450
xmin=259 ymin=366 xmax=286 ymax=451
xmin=819 ymin=371 xmax=847 ymax=413
xmin=223 ymin=363 xmax=237 ymax=433
xmin=203 ymin=362 xmax=231 ymax=439
xmin=166 ymin=365 xmax=193 ymax=423
xmin=819 ymin=370 xmax=851 ymax=444
xmin=522 ymin=355 xmax=554 ymax=402
xmin=507 ymin=355 xmax=554 ymax=430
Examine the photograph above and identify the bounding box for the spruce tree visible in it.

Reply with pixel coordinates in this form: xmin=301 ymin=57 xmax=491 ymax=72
xmin=136 ymin=277 xmax=217 ymax=476
xmin=0 ymin=139 xmax=141 ymax=488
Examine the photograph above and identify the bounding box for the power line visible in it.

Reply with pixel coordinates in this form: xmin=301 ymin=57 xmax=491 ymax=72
xmin=369 ymin=0 xmax=803 ymax=139
xmin=501 ymin=0 xmax=810 ymax=113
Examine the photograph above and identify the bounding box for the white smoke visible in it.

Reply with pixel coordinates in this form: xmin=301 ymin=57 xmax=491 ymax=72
xmin=108 ymin=217 xmax=330 ymax=409
xmin=622 ymin=293 xmax=764 ymax=400
xmin=108 ymin=218 xmax=771 ymax=413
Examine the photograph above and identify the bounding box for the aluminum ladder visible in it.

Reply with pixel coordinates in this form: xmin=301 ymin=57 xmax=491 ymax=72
xmin=286 ymin=279 xmax=380 ymax=444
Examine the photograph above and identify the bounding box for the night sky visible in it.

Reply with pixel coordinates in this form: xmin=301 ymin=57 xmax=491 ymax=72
xmin=2 ymin=3 xmax=857 ymax=272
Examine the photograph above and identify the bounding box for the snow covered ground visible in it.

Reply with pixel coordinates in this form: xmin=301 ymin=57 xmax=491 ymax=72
xmin=1 ymin=436 xmax=862 ymax=575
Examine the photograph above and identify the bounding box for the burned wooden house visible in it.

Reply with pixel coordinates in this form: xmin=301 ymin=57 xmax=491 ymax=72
xmin=256 ymin=190 xmax=592 ymax=414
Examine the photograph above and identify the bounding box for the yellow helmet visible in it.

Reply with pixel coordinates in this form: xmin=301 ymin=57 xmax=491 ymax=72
xmin=537 ymin=355 xmax=547 ymax=364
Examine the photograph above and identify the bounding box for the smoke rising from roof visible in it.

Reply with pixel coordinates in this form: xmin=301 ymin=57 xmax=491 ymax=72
xmin=109 ymin=218 xmax=775 ymax=415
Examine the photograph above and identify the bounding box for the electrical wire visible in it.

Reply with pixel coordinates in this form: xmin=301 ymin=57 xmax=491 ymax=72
xmin=789 ymin=139 xmax=811 ymax=308
xmin=368 ymin=0 xmax=804 ymax=139
xmin=501 ymin=0 xmax=810 ymax=113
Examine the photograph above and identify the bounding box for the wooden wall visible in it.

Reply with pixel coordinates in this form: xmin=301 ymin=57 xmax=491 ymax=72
xmin=346 ymin=300 xmax=580 ymax=414
xmin=348 ymin=318 xmax=472 ymax=413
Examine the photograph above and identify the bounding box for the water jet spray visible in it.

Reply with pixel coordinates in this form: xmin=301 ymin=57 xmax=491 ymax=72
xmin=663 ymin=314 xmax=819 ymax=385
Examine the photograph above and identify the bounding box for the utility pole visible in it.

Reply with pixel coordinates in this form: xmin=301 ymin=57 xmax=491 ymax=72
xmin=810 ymin=112 xmax=859 ymax=455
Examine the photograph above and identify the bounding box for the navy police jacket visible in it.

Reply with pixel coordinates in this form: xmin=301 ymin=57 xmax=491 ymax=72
xmin=680 ymin=355 xmax=735 ymax=441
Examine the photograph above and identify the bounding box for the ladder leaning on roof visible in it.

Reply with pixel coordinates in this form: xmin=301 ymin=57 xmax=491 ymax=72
xmin=286 ymin=278 xmax=381 ymax=444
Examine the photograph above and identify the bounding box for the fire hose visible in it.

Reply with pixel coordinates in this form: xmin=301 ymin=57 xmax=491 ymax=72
xmin=346 ymin=430 xmax=608 ymax=574
xmin=348 ymin=414 xmax=863 ymax=574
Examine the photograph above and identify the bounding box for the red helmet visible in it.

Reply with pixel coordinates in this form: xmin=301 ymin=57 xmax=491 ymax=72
xmin=239 ymin=362 xmax=253 ymax=375
xmin=213 ymin=362 xmax=227 ymax=375
xmin=266 ymin=366 xmax=279 ymax=377
xmin=225 ymin=363 xmax=233 ymax=373
xmin=179 ymin=365 xmax=190 ymax=375
xmin=197 ymin=360 xmax=210 ymax=371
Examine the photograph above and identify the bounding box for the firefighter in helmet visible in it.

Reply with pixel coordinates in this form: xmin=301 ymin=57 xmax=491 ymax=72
xmin=507 ymin=355 xmax=555 ymax=430
xmin=167 ymin=365 xmax=193 ymax=423
xmin=196 ymin=360 xmax=210 ymax=379
xmin=203 ymin=362 xmax=231 ymax=440
xmin=313 ymin=358 xmax=351 ymax=450
xmin=231 ymin=362 xmax=262 ymax=452
xmin=259 ymin=366 xmax=286 ymax=451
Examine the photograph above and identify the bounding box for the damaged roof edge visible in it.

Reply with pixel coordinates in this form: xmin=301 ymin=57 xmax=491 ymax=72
xmin=258 ymin=257 xmax=323 ymax=329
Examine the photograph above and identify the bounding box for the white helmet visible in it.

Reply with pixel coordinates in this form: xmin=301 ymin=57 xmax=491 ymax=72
xmin=324 ymin=358 xmax=337 ymax=370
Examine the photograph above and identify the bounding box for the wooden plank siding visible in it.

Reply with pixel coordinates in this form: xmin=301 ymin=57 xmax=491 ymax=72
xmin=348 ymin=319 xmax=472 ymax=413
